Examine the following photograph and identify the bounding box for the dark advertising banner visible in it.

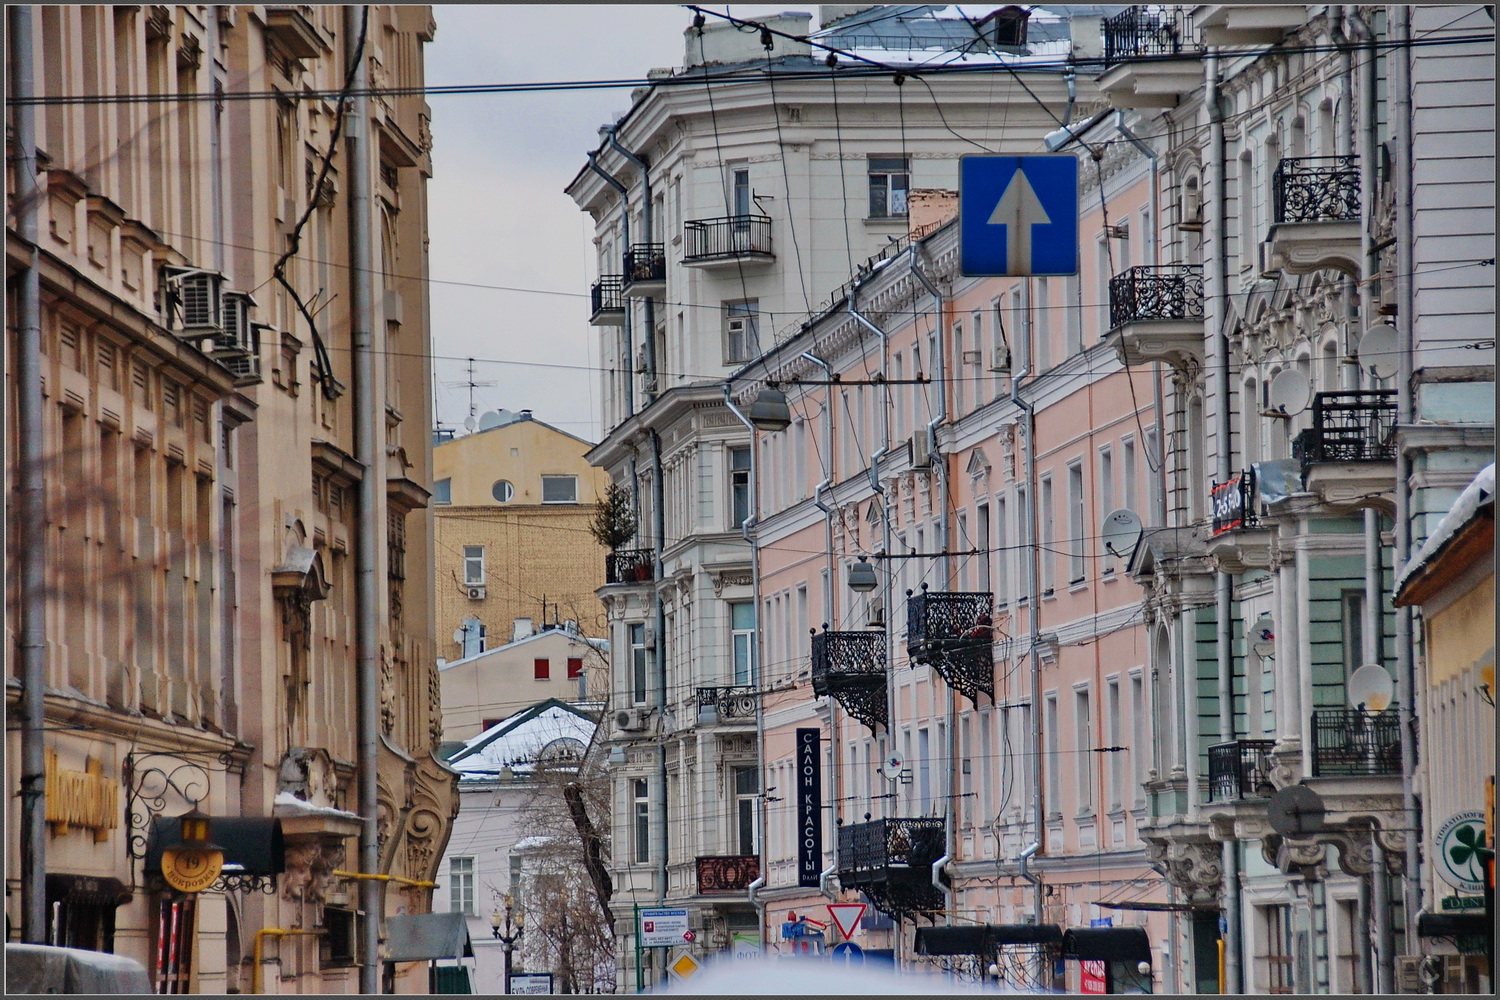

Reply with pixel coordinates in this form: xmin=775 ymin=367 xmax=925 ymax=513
xmin=796 ymin=728 xmax=822 ymax=888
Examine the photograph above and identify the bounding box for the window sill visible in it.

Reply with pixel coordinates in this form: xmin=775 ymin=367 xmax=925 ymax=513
xmin=1068 ymin=580 xmax=1088 ymax=594
xmin=864 ymin=216 xmax=907 ymax=227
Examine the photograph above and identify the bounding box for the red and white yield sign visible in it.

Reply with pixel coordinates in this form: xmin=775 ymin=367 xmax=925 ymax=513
xmin=826 ymin=903 xmax=867 ymax=940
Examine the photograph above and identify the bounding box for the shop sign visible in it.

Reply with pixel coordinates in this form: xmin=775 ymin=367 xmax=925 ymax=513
xmin=1080 ymin=959 xmax=1108 ymax=994
xmin=45 ymin=749 xmax=119 ymax=839
xmin=160 ymin=847 xmax=224 ymax=894
xmin=1435 ymin=810 xmax=1486 ymax=894
xmin=796 ymin=729 xmax=822 ymax=888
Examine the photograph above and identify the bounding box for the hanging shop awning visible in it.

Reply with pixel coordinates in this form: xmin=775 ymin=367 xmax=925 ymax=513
xmin=144 ymin=816 xmax=285 ymax=875
xmin=1062 ymin=926 xmax=1152 ymax=963
xmin=1417 ymin=912 xmax=1490 ymax=938
xmin=45 ymin=874 xmax=133 ymax=908
xmin=914 ymin=923 xmax=1063 ymax=955
xmin=385 ymin=912 xmax=474 ymax=963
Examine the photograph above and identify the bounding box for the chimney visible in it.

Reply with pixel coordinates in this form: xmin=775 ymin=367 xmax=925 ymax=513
xmin=512 ymin=617 xmax=534 ymax=642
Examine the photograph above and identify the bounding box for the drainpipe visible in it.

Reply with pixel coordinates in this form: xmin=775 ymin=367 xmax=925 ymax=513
xmin=649 ymin=427 xmax=668 ymax=915
xmin=722 ymin=385 xmax=767 ymax=949
xmin=1010 ymin=362 xmax=1043 ymax=925
xmin=11 ymin=3 xmax=48 ymax=947
xmin=1017 ymin=839 xmax=1042 ymax=975
xmin=1390 ymin=3 xmax=1422 ymax=952
xmin=343 ymin=9 xmax=382 ymax=993
xmin=586 ymin=150 xmax=634 ymax=419
xmin=608 ymin=130 xmax=658 ymax=405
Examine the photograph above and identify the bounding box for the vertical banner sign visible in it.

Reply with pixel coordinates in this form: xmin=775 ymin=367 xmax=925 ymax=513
xmin=796 ymin=728 xmax=823 ymax=888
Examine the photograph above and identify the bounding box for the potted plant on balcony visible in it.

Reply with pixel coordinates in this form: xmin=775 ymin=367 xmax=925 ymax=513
xmin=590 ymin=483 xmax=647 ymax=581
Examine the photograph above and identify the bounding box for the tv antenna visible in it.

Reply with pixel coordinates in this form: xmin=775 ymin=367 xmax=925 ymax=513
xmin=443 ymin=358 xmax=496 ymax=432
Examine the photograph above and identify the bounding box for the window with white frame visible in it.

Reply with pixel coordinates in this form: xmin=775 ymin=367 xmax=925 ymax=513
xmin=1122 ymin=437 xmax=1138 ymax=515
xmin=995 ymin=493 xmax=1009 ymax=606
xmin=729 ymin=447 xmax=751 ymax=528
xmin=541 ymin=475 xmax=578 ymax=504
xmin=733 ymin=765 xmax=759 ymax=856
xmin=633 ymin=779 xmax=650 ymax=863
xmin=1066 ymin=462 xmax=1084 ymax=584
xmin=1040 ymin=474 xmax=1055 ymax=594
xmin=463 ymin=545 xmax=485 ymax=585
xmin=724 ymin=300 xmax=760 ymax=363
xmin=630 ymin=623 xmax=648 ymax=705
xmin=730 ymin=601 xmax=756 ymax=685
xmin=1098 ymin=447 xmax=1115 ymax=574
xmin=448 ymin=856 xmax=475 ymax=915
xmin=1075 ymin=686 xmax=1093 ymax=813
xmin=1044 ymin=694 xmax=1060 ymax=817
xmin=1106 ymin=678 xmax=1123 ymax=811
xmin=432 ymin=478 xmax=451 ymax=504
xmin=1131 ymin=671 xmax=1148 ymax=807
xmin=867 ymin=156 xmax=910 ymax=218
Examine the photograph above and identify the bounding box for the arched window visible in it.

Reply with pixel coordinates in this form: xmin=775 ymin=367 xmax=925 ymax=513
xmin=1242 ymin=375 xmax=1261 ymax=465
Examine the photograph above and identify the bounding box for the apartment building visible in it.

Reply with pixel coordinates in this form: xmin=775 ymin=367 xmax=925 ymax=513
xmin=6 ymin=6 xmax=455 ymax=993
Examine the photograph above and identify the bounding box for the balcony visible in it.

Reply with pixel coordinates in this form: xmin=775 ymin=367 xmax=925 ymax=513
xmin=1292 ymin=390 xmax=1398 ymax=511
xmin=811 ymin=629 xmax=887 ymax=734
xmin=837 ymin=817 xmax=948 ymax=922
xmin=605 ymin=548 xmax=653 ymax=585
xmin=1207 ymin=740 xmax=1277 ymax=802
xmin=696 ymin=686 xmax=758 ymax=725
xmin=906 ymin=587 xmax=994 ymax=706
xmin=1309 ymin=709 xmax=1406 ymax=778
xmin=589 ymin=275 xmax=625 ymax=326
xmin=682 ymin=215 xmax=774 ymax=269
xmin=696 ymin=855 xmax=760 ymax=895
xmin=1264 ymin=156 xmax=1362 ymax=277
xmin=1096 ymin=7 xmax=1202 ymax=110
xmin=621 ymin=243 xmax=666 ymax=297
xmin=1206 ymin=471 xmax=1272 ymax=573
xmin=1104 ymin=265 xmax=1205 ymax=371
xmin=1195 ymin=5 xmax=1307 ymax=46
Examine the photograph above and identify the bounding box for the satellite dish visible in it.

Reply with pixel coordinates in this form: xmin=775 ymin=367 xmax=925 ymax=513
xmin=1357 ymin=324 xmax=1399 ymax=380
xmin=451 ymin=628 xmax=466 ymax=644
xmin=880 ymin=752 xmax=905 ymax=780
xmin=477 ymin=410 xmax=505 ymax=431
xmin=1267 ymin=784 xmax=1326 ymax=837
xmin=1267 ymin=369 xmax=1312 ymax=417
xmin=463 ymin=414 xmax=477 ymax=432
xmin=1249 ymin=614 xmax=1276 ymax=658
xmin=1102 ymin=509 xmax=1144 ymax=558
xmin=1348 ymin=663 xmax=1395 ymax=713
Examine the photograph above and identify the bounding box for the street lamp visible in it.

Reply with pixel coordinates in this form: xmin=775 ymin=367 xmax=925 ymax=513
xmin=847 ymin=556 xmax=878 ymax=593
xmin=746 ymin=387 xmax=792 ymax=432
xmin=492 ymin=894 xmax=524 ymax=993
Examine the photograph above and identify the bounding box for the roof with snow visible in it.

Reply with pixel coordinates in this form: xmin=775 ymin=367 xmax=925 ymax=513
xmin=1395 ymin=463 xmax=1495 ymax=596
xmin=444 ymin=699 xmax=600 ymax=780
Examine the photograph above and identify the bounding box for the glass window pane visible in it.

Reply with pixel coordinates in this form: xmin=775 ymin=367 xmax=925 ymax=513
xmin=731 ymin=602 xmax=755 ymax=630
xmin=541 ymin=475 xmax=577 ymax=503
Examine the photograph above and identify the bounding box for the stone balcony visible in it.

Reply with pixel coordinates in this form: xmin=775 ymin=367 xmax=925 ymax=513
xmin=1104 ymin=265 xmax=1205 ymax=371
xmin=1096 ymin=6 xmax=1203 ymax=110
xmin=1292 ymin=390 xmax=1398 ymax=512
xmin=1263 ymin=156 xmax=1363 ymax=277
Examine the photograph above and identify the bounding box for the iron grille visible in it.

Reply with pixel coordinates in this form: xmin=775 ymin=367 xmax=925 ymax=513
xmin=605 ymin=548 xmax=653 ymax=585
xmin=1210 ymin=471 xmax=1257 ymax=535
xmin=696 ymin=686 xmax=759 ymax=721
xmin=1273 ymin=156 xmax=1361 ymax=223
xmin=837 ymin=817 xmax=948 ymax=922
xmin=683 ymin=215 xmax=773 ymax=262
xmin=906 ymin=589 xmax=993 ymax=654
xmin=1207 ymin=739 xmax=1277 ymax=801
xmin=811 ymin=629 xmax=888 ymax=734
xmin=1310 ymin=709 xmax=1406 ymax=777
xmin=590 ymin=275 xmax=624 ymax=317
xmin=622 ymin=243 xmax=666 ymax=286
xmin=1292 ymin=390 xmax=1397 ymax=473
xmin=1108 ymin=265 xmax=1205 ymax=330
xmin=695 ymin=855 xmax=760 ymax=894
xmin=1103 ymin=5 xmax=1192 ymax=63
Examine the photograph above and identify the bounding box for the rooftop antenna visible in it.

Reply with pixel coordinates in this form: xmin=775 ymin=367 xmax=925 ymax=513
xmin=443 ymin=358 xmax=497 ymax=432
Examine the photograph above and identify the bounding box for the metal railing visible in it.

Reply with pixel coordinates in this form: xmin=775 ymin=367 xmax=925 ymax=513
xmin=837 ymin=817 xmax=947 ymax=881
xmin=1273 ymin=156 xmax=1361 ymax=223
xmin=695 ymin=686 xmax=758 ymax=721
xmin=695 ymin=855 xmax=760 ymax=894
xmin=906 ymin=589 xmax=993 ymax=657
xmin=605 ymin=548 xmax=653 ymax=585
xmin=1310 ymin=709 xmax=1406 ymax=777
xmin=683 ymin=215 xmax=772 ymax=262
xmin=622 ymin=243 xmax=666 ymax=286
xmin=1103 ymin=5 xmax=1193 ymax=63
xmin=811 ymin=631 xmax=886 ymax=693
xmin=1210 ymin=471 xmax=1258 ymax=535
xmin=1207 ymin=739 xmax=1277 ymax=801
xmin=590 ymin=275 xmax=624 ymax=317
xmin=1108 ymin=264 xmax=1205 ymax=329
xmin=1292 ymin=390 xmax=1398 ymax=472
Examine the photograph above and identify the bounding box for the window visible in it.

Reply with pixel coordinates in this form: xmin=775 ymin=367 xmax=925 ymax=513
xmin=995 ymin=494 xmax=1009 ymax=607
xmin=491 ymin=479 xmax=514 ymax=503
xmin=541 ymin=475 xmax=578 ymax=504
xmin=734 ymin=766 xmax=759 ymax=856
xmin=449 ymin=857 xmax=475 ymax=915
xmin=463 ymin=546 xmax=484 ymax=585
xmin=1099 ymin=448 xmax=1115 ymax=574
xmin=1039 ymin=475 xmax=1055 ymax=595
xmin=1067 ymin=462 xmax=1085 ymax=584
xmin=633 ymin=779 xmax=650 ymax=863
xmin=1341 ymin=590 xmax=1366 ymax=677
xmin=1075 ymin=687 xmax=1093 ymax=813
xmin=1131 ymin=672 xmax=1148 ymax=807
xmin=534 ymin=658 xmax=550 ymax=680
xmin=730 ymin=601 xmax=756 ymax=685
xmin=868 ymin=156 xmax=909 ymax=218
xmin=1106 ymin=679 xmax=1122 ymax=810
xmin=630 ymin=624 xmax=648 ymax=705
xmin=1044 ymin=694 xmax=1060 ymax=817
xmin=976 ymin=504 xmax=991 ymax=592
xmin=1122 ymin=438 xmax=1138 ymax=515
xmin=567 ymin=656 xmax=583 ymax=679
xmin=432 ymin=478 xmax=451 ymax=504
xmin=729 ymin=447 xmax=751 ymax=528
xmin=724 ymin=299 xmax=760 ymax=363
xmin=731 ymin=166 xmax=751 ymax=217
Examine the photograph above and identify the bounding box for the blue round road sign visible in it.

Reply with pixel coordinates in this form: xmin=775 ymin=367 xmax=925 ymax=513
xmin=830 ymin=942 xmax=863 ymax=964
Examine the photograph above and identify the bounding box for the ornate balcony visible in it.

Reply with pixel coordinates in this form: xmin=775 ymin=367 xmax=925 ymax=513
xmin=589 ymin=275 xmax=625 ymax=326
xmin=605 ymin=548 xmax=653 ymax=585
xmin=696 ymin=686 xmax=758 ymax=725
xmin=1265 ymin=156 xmax=1362 ymax=276
xmin=621 ymin=243 xmax=666 ymax=297
xmin=1205 ymin=471 xmax=1272 ymax=573
xmin=682 ymin=215 xmax=774 ymax=268
xmin=836 ymin=816 xmax=948 ymax=922
xmin=1104 ymin=265 xmax=1205 ymax=371
xmin=906 ymin=587 xmax=994 ymax=706
xmin=1292 ymin=390 xmax=1398 ymax=511
xmin=811 ymin=629 xmax=887 ymax=734
xmin=1207 ymin=740 xmax=1277 ymax=802
xmin=696 ymin=855 xmax=760 ymax=895
xmin=1097 ymin=7 xmax=1202 ymax=110
xmin=1310 ymin=709 xmax=1406 ymax=778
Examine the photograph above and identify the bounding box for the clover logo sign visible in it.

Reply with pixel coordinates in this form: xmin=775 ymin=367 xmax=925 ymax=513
xmin=1435 ymin=811 xmax=1487 ymax=894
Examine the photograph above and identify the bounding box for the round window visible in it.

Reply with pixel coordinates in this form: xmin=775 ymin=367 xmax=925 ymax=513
xmin=492 ymin=480 xmax=514 ymax=503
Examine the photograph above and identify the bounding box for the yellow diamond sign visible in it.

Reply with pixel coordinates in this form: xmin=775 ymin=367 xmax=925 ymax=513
xmin=668 ymin=953 xmax=700 ymax=981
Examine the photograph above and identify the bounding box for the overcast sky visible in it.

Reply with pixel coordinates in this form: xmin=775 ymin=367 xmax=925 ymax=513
xmin=424 ymin=5 xmax=789 ymax=442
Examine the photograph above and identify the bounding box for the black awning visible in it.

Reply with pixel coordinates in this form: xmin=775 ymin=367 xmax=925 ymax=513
xmin=385 ymin=912 xmax=474 ymax=962
xmin=1063 ymin=926 xmax=1152 ymax=962
xmin=914 ymin=923 xmax=1063 ymax=955
xmin=44 ymin=874 xmax=132 ymax=908
xmin=145 ymin=816 xmax=285 ymax=876
xmin=989 ymin=922 xmax=1064 ymax=946
xmin=1418 ymin=912 xmax=1490 ymax=938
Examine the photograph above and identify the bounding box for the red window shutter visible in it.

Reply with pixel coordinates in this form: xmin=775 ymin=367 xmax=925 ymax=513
xmin=567 ymin=657 xmax=583 ymax=679
xmin=534 ymin=658 xmax=549 ymax=680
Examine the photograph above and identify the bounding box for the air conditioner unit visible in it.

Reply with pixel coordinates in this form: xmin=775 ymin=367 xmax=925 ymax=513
xmin=466 ymin=585 xmax=486 ymax=600
xmin=212 ymin=290 xmax=256 ymax=359
xmin=909 ymin=430 xmax=933 ymax=469
xmin=1103 ymin=223 xmax=1129 ymax=240
xmin=641 ymin=620 xmax=657 ymax=650
xmin=989 ymin=345 xmax=1011 ymax=373
xmin=616 ymin=708 xmax=650 ymax=732
xmin=163 ymin=267 xmax=225 ymax=339
xmin=636 ymin=348 xmax=649 ymax=374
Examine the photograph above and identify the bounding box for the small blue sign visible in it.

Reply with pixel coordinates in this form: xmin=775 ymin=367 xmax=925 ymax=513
xmin=830 ymin=942 xmax=864 ymax=965
xmin=960 ymin=154 xmax=1079 ymax=277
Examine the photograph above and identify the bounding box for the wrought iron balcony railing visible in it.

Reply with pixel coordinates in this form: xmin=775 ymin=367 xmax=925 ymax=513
xmin=590 ymin=275 xmax=625 ymax=318
xmin=1103 ymin=5 xmax=1192 ymax=63
xmin=683 ymin=215 xmax=773 ymax=263
xmin=811 ymin=629 xmax=888 ymax=734
xmin=696 ymin=686 xmax=758 ymax=722
xmin=837 ymin=816 xmax=948 ymax=921
xmin=605 ymin=548 xmax=653 ymax=585
xmin=1210 ymin=470 xmax=1258 ymax=535
xmin=1207 ymin=739 xmax=1277 ymax=801
xmin=1310 ymin=709 xmax=1407 ymax=777
xmin=1292 ymin=390 xmax=1397 ymax=473
xmin=622 ymin=243 xmax=666 ymax=286
xmin=906 ymin=588 xmax=995 ymax=706
xmin=1108 ymin=264 xmax=1205 ymax=329
xmin=1273 ymin=156 xmax=1361 ymax=223
xmin=695 ymin=855 xmax=760 ymax=894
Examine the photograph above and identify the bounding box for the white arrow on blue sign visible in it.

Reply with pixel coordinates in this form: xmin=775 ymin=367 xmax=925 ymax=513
xmin=960 ymin=154 xmax=1079 ymax=277
xmin=830 ymin=941 xmax=864 ymax=965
